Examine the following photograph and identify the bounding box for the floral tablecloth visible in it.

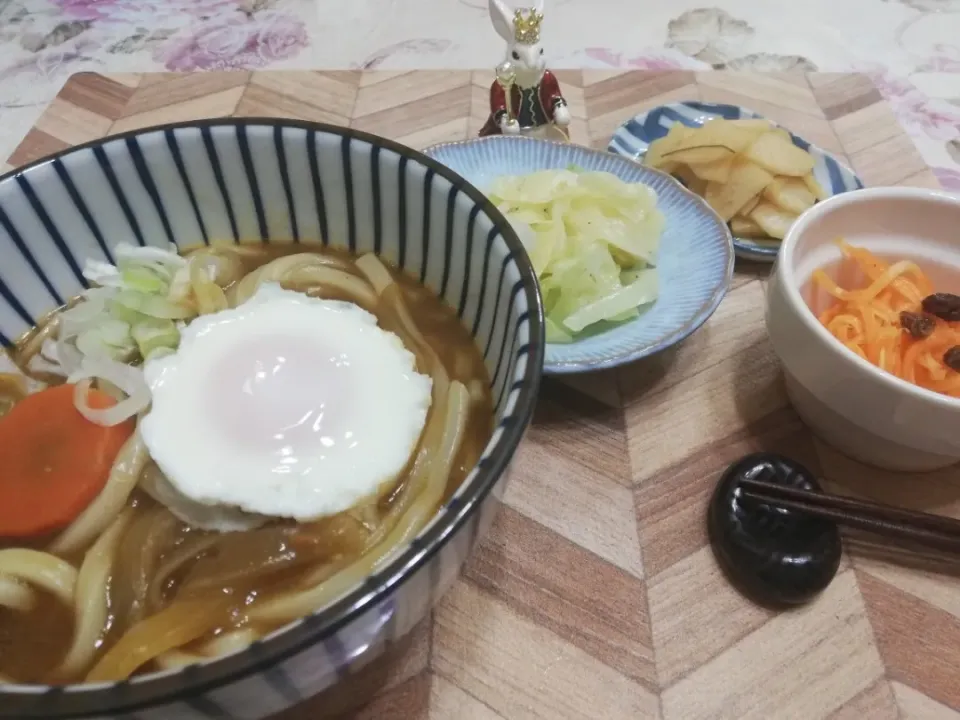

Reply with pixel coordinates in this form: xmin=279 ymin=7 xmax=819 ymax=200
xmin=0 ymin=0 xmax=958 ymax=187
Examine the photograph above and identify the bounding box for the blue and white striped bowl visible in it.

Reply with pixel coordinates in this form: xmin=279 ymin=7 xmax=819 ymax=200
xmin=424 ymin=136 xmax=734 ymax=373
xmin=608 ymin=101 xmax=865 ymax=263
xmin=0 ymin=119 xmax=543 ymax=720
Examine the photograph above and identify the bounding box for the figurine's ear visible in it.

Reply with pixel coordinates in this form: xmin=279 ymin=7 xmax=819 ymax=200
xmin=488 ymin=0 xmax=514 ymax=43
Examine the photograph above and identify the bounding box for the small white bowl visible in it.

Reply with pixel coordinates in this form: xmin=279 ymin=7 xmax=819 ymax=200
xmin=766 ymin=186 xmax=960 ymax=472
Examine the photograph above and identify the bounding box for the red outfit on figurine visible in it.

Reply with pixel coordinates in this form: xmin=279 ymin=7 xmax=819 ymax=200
xmin=481 ymin=0 xmax=570 ymax=141
xmin=479 ymin=70 xmax=565 ymax=136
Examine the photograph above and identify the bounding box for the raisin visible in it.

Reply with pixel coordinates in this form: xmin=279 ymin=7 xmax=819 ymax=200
xmin=899 ymin=311 xmax=937 ymax=339
xmin=921 ymin=293 xmax=960 ymax=322
xmin=945 ymin=346 xmax=960 ymax=372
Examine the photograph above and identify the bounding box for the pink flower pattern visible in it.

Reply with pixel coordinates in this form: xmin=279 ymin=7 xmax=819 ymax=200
xmin=359 ymin=39 xmax=453 ymax=70
xmin=583 ymin=48 xmax=709 ymax=71
xmin=934 ymin=168 xmax=960 ymax=191
xmin=156 ymin=12 xmax=308 ymax=71
xmin=0 ymin=2 xmax=311 ymax=117
xmin=863 ymin=66 xmax=960 ymax=143
xmin=55 ymin=0 xmax=237 ymax=23
xmin=917 ymin=42 xmax=960 ymax=72
xmin=0 ymin=5 xmax=957 ymax=186
xmin=918 ymin=56 xmax=960 ymax=72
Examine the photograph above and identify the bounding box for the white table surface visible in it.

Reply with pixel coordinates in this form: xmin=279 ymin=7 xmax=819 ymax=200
xmin=0 ymin=0 xmax=958 ymax=186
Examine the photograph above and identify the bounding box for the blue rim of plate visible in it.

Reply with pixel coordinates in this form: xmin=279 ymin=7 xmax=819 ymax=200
xmin=607 ymin=101 xmax=865 ymax=263
xmin=423 ymin=135 xmax=734 ymax=374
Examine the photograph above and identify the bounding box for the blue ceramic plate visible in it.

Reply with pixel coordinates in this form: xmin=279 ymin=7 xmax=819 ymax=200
xmin=424 ymin=136 xmax=734 ymax=374
xmin=608 ymin=101 xmax=865 ymax=263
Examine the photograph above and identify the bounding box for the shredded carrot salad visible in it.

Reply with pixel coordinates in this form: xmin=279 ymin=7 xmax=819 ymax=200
xmin=811 ymin=240 xmax=960 ymax=399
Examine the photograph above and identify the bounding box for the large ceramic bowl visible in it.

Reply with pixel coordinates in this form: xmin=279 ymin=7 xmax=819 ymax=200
xmin=0 ymin=119 xmax=543 ymax=719
xmin=766 ymin=186 xmax=960 ymax=472
xmin=425 ymin=136 xmax=734 ymax=374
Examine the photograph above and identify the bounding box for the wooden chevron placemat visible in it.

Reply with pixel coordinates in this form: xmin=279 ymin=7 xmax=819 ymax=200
xmin=5 ymin=71 xmax=958 ymax=720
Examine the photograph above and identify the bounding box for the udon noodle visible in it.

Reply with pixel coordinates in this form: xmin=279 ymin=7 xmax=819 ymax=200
xmin=0 ymin=246 xmax=493 ymax=685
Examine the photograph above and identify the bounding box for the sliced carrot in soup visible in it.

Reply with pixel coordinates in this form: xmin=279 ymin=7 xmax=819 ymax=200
xmin=0 ymin=384 xmax=135 ymax=538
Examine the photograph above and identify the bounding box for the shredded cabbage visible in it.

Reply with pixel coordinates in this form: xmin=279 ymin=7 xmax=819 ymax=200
xmin=488 ymin=168 xmax=664 ymax=340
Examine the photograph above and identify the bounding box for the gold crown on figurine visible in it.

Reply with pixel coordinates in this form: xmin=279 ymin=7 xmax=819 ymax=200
xmin=513 ymin=8 xmax=543 ymax=44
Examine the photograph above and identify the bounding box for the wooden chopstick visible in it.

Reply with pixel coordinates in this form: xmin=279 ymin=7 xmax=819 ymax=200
xmin=739 ymin=477 xmax=960 ymax=554
xmin=740 ymin=478 xmax=960 ymax=534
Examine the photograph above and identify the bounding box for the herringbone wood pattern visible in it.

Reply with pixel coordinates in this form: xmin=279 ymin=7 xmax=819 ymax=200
xmin=5 ymin=70 xmax=955 ymax=720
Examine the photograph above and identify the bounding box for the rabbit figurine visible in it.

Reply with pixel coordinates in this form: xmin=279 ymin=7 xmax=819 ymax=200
xmin=479 ymin=0 xmax=571 ymax=141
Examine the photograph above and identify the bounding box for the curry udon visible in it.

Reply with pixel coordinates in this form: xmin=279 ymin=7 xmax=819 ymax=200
xmin=0 ymin=243 xmax=493 ymax=685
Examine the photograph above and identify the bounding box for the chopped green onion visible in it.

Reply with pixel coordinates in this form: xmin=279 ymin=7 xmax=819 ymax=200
xmin=120 ymin=265 xmax=169 ymax=294
xmin=75 ymin=320 xmax=135 ymax=361
xmin=114 ymin=289 xmax=193 ymax=320
xmin=132 ymin=318 xmax=180 ymax=359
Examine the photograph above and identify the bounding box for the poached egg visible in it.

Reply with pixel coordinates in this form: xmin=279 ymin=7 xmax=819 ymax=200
xmin=139 ymin=283 xmax=433 ymax=524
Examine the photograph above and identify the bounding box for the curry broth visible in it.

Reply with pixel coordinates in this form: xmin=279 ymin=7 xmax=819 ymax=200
xmin=0 ymin=243 xmax=494 ymax=684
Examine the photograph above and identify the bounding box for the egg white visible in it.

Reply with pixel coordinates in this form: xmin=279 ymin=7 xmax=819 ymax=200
xmin=139 ymin=283 xmax=433 ymax=522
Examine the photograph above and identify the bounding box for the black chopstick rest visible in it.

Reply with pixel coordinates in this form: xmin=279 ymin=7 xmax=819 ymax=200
xmin=707 ymin=452 xmax=842 ymax=607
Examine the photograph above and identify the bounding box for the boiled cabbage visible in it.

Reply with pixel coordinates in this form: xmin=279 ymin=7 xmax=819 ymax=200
xmin=488 ymin=168 xmax=664 ymax=341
